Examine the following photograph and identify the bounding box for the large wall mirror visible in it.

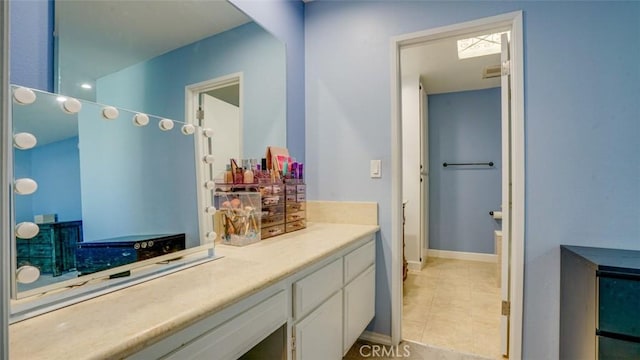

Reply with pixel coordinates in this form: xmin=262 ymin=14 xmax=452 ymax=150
xmin=9 ymin=0 xmax=286 ymax=321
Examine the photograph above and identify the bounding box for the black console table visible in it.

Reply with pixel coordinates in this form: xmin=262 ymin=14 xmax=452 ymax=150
xmin=76 ymin=233 xmax=186 ymax=275
xmin=560 ymin=245 xmax=640 ymax=359
xmin=16 ymin=220 xmax=83 ymax=277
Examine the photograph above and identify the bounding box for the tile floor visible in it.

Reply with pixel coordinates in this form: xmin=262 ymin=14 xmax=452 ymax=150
xmin=344 ymin=339 xmax=493 ymax=360
xmin=402 ymin=257 xmax=502 ymax=359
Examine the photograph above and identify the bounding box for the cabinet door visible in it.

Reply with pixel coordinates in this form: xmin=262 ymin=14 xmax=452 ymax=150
xmin=343 ymin=265 xmax=375 ymax=354
xmin=294 ymin=290 xmax=343 ymax=360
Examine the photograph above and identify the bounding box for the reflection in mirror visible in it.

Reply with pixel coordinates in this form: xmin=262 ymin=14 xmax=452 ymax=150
xmin=55 ymin=0 xmax=286 ymax=159
xmin=11 ymin=86 xmax=210 ymax=299
xmin=9 ymin=0 xmax=286 ymax=320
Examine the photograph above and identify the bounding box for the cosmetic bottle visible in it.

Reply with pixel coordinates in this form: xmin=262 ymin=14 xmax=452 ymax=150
xmin=243 ymin=159 xmax=255 ymax=184
xmin=224 ymin=164 xmax=233 ymax=184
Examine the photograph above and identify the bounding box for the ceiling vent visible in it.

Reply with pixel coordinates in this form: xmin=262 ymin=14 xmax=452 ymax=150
xmin=482 ymin=65 xmax=502 ymax=79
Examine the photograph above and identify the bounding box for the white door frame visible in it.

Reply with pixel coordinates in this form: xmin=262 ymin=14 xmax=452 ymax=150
xmin=185 ymin=73 xmax=243 ymax=246
xmin=390 ymin=11 xmax=525 ymax=358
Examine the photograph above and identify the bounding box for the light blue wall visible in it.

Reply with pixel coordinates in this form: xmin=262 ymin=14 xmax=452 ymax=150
xmin=13 ymin=150 xmax=33 ymax=223
xmin=230 ymin=0 xmax=306 ymax=161
xmin=428 ymin=88 xmax=501 ymax=254
xmin=305 ymin=1 xmax=640 ymax=358
xmin=97 ymin=21 xmax=286 ymax=159
xmin=13 ymin=137 xmax=82 ymax=224
xmin=9 ymin=0 xmax=53 ymax=92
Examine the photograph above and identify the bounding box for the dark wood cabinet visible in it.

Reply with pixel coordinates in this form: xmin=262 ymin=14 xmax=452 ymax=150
xmin=560 ymin=245 xmax=640 ymax=360
xmin=16 ymin=221 xmax=82 ymax=276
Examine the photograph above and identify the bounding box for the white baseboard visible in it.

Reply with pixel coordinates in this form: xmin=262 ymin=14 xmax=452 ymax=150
xmin=359 ymin=331 xmax=393 ymax=346
xmin=407 ymin=260 xmax=423 ymax=271
xmin=427 ymin=249 xmax=497 ymax=263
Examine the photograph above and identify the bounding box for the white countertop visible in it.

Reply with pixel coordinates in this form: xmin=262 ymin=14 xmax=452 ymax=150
xmin=9 ymin=222 xmax=379 ymax=360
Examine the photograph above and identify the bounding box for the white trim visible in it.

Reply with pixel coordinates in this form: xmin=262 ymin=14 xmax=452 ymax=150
xmin=390 ymin=35 xmax=403 ymax=347
xmin=185 ymin=73 xmax=243 ymax=248
xmin=509 ymin=13 xmax=525 ymax=359
xmin=390 ymin=11 xmax=524 ymax=360
xmin=406 ymin=261 xmax=424 ymax=272
xmin=427 ymin=249 xmax=497 ymax=263
xmin=1 ymin=0 xmax=10 ymax=356
xmin=359 ymin=331 xmax=393 ymax=346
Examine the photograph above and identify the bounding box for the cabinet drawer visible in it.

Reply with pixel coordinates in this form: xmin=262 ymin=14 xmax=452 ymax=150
xmin=344 ymin=239 xmax=375 ymax=284
xmin=164 ymin=291 xmax=287 ymax=360
xmin=261 ymin=224 xmax=285 ymax=239
xmin=285 ymin=211 xmax=305 ymax=222
xmin=285 ymin=219 xmax=306 ymax=233
xmin=598 ymin=274 xmax=640 ymax=337
xmin=343 ymin=265 xmax=375 ymax=354
xmin=294 ymin=258 xmax=343 ymax=319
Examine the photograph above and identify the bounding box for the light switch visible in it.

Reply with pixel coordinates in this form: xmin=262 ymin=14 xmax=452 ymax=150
xmin=370 ymin=160 xmax=381 ymax=178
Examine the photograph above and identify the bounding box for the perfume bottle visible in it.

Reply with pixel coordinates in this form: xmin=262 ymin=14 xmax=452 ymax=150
xmin=224 ymin=164 xmax=233 ymax=184
xmin=243 ymin=159 xmax=254 ymax=184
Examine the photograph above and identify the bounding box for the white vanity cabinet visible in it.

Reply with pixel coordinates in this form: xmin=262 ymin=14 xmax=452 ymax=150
xmin=292 ymin=238 xmax=376 ymax=359
xmin=342 ymin=239 xmax=376 ymax=355
xmin=127 ymin=234 xmax=376 ymax=360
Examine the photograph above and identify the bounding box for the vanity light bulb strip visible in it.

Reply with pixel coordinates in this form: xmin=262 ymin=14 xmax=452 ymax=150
xmin=13 ymin=132 xmax=38 ymax=150
xmin=181 ymin=124 xmax=196 ymax=135
xmin=16 ymin=265 xmax=41 ymax=284
xmin=102 ymin=106 xmax=119 ymax=120
xmin=202 ymin=128 xmax=214 ymax=138
xmin=158 ymin=119 xmax=174 ymax=131
xmin=203 ymin=155 xmax=215 ymax=164
xmin=15 ymin=222 xmax=40 ymax=239
xmin=13 ymin=87 xmax=37 ymax=105
xmin=133 ymin=113 xmax=150 ymax=127
xmin=14 ymin=178 xmax=38 ymax=195
xmin=62 ymin=98 xmax=82 ymax=114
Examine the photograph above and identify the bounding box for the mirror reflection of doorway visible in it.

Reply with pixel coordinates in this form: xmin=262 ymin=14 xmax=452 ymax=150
xmin=201 ymin=82 xmax=242 ymax=178
xmin=186 ymin=73 xmax=243 ymax=244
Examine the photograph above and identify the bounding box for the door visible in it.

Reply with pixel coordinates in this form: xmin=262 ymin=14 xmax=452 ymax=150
xmin=401 ymin=76 xmax=424 ymax=269
xmin=500 ymin=32 xmax=512 ymax=358
xmin=201 ymin=93 xmax=241 ymax=178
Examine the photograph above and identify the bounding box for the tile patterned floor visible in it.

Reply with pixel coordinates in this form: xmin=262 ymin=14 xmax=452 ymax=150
xmin=402 ymin=257 xmax=502 ymax=359
xmin=344 ymin=340 xmax=493 ymax=360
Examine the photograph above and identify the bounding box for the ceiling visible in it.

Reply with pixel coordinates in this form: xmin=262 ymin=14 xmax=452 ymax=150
xmin=55 ymin=1 xmax=251 ymax=101
xmin=401 ymin=33 xmax=503 ymax=94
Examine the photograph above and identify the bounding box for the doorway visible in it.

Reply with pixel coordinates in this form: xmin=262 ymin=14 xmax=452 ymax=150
xmin=392 ymin=12 xmax=524 ymax=359
xmin=185 ymin=73 xmax=243 ymax=244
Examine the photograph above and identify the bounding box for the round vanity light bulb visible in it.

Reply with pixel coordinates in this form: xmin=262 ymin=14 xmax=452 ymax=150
xmin=133 ymin=113 xmax=149 ymax=127
xmin=202 ymin=128 xmax=214 ymax=138
xmin=13 ymin=87 xmax=36 ymax=105
xmin=204 ymin=180 xmax=215 ymax=190
xmin=203 ymin=155 xmax=215 ymax=164
xmin=16 ymin=265 xmax=40 ymax=284
xmin=102 ymin=106 xmax=119 ymax=120
xmin=205 ymin=206 xmax=217 ymax=215
xmin=158 ymin=119 xmax=174 ymax=131
xmin=13 ymin=132 xmax=37 ymax=150
xmin=15 ymin=222 xmax=40 ymax=239
xmin=206 ymin=231 xmax=217 ymax=241
xmin=62 ymin=98 xmax=82 ymax=114
xmin=181 ymin=124 xmax=196 ymax=135
xmin=14 ymin=178 xmax=38 ymax=195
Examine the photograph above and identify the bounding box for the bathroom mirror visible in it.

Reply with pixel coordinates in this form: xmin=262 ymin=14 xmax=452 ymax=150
xmin=8 ymin=0 xmax=286 ymax=319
